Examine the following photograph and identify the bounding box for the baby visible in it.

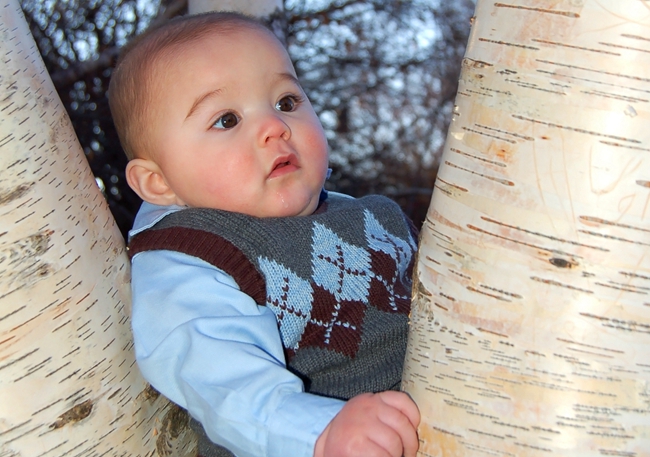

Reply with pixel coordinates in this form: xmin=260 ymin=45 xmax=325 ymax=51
xmin=109 ymin=11 xmax=420 ymax=457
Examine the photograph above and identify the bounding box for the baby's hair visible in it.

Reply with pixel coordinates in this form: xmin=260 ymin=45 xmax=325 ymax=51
xmin=108 ymin=11 xmax=275 ymax=160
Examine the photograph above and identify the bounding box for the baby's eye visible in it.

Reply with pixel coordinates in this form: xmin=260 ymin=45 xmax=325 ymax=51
xmin=275 ymin=95 xmax=302 ymax=112
xmin=213 ymin=112 xmax=239 ymax=129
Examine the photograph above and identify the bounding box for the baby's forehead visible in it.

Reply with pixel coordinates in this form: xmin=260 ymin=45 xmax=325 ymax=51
xmin=149 ymin=26 xmax=287 ymax=74
xmin=142 ymin=25 xmax=291 ymax=101
xmin=171 ymin=24 xmax=278 ymax=50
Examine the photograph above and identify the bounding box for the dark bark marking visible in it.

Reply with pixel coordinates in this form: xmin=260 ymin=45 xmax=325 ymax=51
xmin=50 ymin=399 xmax=93 ymax=429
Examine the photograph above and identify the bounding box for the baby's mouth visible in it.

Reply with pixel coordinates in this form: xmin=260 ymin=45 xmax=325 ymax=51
xmin=269 ymin=154 xmax=299 ymax=178
xmin=274 ymin=161 xmax=291 ymax=170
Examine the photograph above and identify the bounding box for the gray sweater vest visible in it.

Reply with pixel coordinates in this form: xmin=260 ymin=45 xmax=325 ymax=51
xmin=129 ymin=194 xmax=418 ymax=400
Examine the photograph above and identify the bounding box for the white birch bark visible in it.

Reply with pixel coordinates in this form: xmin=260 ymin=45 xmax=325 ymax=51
xmin=402 ymin=1 xmax=650 ymax=456
xmin=188 ymin=0 xmax=282 ymax=16
xmin=0 ymin=2 xmax=196 ymax=455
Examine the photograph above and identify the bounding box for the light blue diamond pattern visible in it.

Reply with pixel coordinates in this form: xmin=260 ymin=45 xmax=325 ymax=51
xmin=258 ymin=257 xmax=313 ymax=350
xmin=311 ymin=222 xmax=372 ymax=301
xmin=364 ymin=210 xmax=415 ymax=275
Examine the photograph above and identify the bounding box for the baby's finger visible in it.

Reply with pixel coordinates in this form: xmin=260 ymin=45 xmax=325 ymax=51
xmin=376 ymin=406 xmax=419 ymax=457
xmin=366 ymin=421 xmax=409 ymax=457
xmin=401 ymin=427 xmax=420 ymax=457
xmin=377 ymin=391 xmax=421 ymax=428
xmin=364 ymin=438 xmax=398 ymax=457
xmin=370 ymin=392 xmax=420 ymax=457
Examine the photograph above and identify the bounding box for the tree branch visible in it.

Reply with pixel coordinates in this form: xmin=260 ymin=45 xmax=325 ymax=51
xmin=49 ymin=0 xmax=188 ymax=89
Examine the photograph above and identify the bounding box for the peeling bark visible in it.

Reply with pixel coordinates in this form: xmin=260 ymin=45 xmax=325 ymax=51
xmin=402 ymin=1 xmax=650 ymax=456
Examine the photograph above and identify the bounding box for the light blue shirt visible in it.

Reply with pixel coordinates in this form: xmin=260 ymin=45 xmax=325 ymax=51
xmin=129 ymin=202 xmax=344 ymax=457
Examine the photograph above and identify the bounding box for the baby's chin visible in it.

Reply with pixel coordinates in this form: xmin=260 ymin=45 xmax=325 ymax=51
xmin=255 ymin=195 xmax=320 ymax=218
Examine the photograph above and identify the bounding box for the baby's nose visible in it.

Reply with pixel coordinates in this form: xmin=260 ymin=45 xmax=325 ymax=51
xmin=258 ymin=113 xmax=291 ymax=145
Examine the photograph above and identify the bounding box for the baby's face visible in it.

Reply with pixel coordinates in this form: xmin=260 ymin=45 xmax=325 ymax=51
xmin=147 ymin=27 xmax=329 ymax=217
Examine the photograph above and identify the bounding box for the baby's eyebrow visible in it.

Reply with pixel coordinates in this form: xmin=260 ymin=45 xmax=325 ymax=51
xmin=184 ymin=73 xmax=301 ymax=121
xmin=275 ymin=72 xmax=302 ymax=88
xmin=185 ymin=88 xmax=223 ymax=121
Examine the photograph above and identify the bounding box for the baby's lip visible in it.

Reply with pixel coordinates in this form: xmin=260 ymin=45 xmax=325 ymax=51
xmin=269 ymin=153 xmax=299 ymax=177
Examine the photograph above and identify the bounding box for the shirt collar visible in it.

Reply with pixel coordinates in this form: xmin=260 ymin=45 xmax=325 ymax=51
xmin=128 ymin=202 xmax=184 ymax=240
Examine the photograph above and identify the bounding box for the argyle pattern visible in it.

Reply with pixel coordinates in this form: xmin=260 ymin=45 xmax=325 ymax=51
xmin=129 ymin=194 xmax=417 ymax=398
xmin=261 ymin=210 xmax=415 ymax=359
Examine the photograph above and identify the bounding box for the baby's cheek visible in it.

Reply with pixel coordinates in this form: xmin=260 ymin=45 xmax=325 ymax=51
xmin=304 ymin=128 xmax=329 ymax=159
xmin=199 ymin=169 xmax=230 ymax=199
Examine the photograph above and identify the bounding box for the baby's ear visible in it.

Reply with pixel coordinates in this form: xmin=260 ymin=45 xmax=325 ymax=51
xmin=125 ymin=159 xmax=179 ymax=206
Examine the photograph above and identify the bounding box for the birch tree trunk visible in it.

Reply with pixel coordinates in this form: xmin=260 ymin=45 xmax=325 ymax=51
xmin=187 ymin=0 xmax=286 ymax=45
xmin=402 ymin=1 xmax=650 ymax=456
xmin=188 ymin=0 xmax=282 ymax=16
xmin=0 ymin=2 xmax=196 ymax=455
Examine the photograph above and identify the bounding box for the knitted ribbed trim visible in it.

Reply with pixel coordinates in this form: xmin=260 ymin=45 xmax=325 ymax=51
xmin=129 ymin=226 xmax=267 ymax=304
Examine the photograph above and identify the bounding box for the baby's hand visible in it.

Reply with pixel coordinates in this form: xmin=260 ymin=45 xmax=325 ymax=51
xmin=314 ymin=391 xmax=420 ymax=457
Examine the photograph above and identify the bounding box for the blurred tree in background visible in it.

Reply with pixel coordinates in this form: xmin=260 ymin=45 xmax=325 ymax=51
xmin=19 ymin=0 xmax=474 ymax=236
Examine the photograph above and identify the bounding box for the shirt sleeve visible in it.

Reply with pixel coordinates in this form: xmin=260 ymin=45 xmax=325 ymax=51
xmin=130 ymin=249 xmax=344 ymax=457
